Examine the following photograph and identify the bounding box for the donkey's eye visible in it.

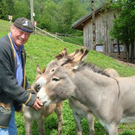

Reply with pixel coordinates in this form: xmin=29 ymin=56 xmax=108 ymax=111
xmin=51 ymin=69 xmax=55 ymax=72
xmin=52 ymin=77 xmax=60 ymax=81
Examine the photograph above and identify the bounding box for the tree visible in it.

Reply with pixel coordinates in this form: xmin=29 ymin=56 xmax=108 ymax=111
xmin=34 ymin=0 xmax=59 ymax=32
xmin=12 ymin=0 xmax=30 ymax=21
xmin=0 ymin=0 xmax=14 ymax=20
xmin=6 ymin=0 xmax=14 ymax=15
xmin=110 ymin=0 xmax=135 ymax=63
xmin=57 ymin=0 xmax=88 ymax=34
xmin=0 ymin=0 xmax=105 ymax=35
xmin=91 ymin=0 xmax=96 ymax=50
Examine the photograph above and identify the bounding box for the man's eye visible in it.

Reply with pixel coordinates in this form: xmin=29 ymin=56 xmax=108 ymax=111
xmin=19 ymin=31 xmax=23 ymax=34
xmin=25 ymin=33 xmax=30 ymax=36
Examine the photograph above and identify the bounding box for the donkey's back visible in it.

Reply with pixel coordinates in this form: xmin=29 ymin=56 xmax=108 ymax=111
xmin=118 ymin=76 xmax=135 ymax=123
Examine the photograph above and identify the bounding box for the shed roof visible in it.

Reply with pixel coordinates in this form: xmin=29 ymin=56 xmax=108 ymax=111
xmin=72 ymin=4 xmax=105 ymax=31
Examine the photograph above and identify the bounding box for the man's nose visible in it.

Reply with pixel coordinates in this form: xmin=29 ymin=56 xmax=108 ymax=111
xmin=21 ymin=33 xmax=26 ymax=38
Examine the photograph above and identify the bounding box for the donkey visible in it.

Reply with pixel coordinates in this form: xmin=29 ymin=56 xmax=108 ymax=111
xmin=68 ymin=68 xmax=120 ymax=135
xmin=103 ymin=68 xmax=120 ymax=77
xmin=34 ymin=48 xmax=120 ymax=135
xmin=36 ymin=48 xmax=135 ymax=135
xmin=23 ymin=65 xmax=63 ymax=135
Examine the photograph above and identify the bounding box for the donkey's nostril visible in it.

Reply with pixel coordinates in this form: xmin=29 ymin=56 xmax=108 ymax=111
xmin=43 ymin=101 xmax=47 ymax=105
xmin=37 ymin=84 xmax=41 ymax=88
xmin=34 ymin=84 xmax=41 ymax=92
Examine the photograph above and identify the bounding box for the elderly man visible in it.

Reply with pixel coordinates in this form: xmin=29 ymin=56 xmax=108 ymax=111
xmin=0 ymin=17 xmax=42 ymax=135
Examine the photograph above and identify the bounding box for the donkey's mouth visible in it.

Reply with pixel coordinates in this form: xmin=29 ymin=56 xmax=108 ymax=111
xmin=42 ymin=100 xmax=51 ymax=106
xmin=37 ymin=87 xmax=52 ymax=106
xmin=43 ymin=101 xmax=47 ymax=105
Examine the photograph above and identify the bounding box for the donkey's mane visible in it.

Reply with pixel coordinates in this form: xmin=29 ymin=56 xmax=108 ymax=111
xmin=80 ymin=62 xmax=109 ymax=77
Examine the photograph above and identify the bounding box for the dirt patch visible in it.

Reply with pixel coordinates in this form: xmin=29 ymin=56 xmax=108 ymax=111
xmin=116 ymin=59 xmax=135 ymax=68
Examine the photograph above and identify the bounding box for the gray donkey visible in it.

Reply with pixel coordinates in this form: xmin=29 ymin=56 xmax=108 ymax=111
xmin=68 ymin=68 xmax=119 ymax=135
xmin=23 ymin=66 xmax=63 ymax=135
xmin=36 ymin=48 xmax=135 ymax=135
xmin=34 ymin=48 xmax=120 ymax=135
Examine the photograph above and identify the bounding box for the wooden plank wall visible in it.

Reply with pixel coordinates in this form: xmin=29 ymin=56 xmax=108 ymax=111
xmin=83 ymin=10 xmax=118 ymax=53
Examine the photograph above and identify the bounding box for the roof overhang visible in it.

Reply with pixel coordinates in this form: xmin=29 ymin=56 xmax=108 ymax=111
xmin=72 ymin=4 xmax=105 ymax=31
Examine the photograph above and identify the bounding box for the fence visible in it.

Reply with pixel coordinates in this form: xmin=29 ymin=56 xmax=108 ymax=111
xmin=35 ymin=26 xmax=63 ymax=41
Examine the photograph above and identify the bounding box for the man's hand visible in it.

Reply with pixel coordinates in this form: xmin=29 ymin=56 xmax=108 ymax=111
xmin=32 ymin=98 xmax=43 ymax=110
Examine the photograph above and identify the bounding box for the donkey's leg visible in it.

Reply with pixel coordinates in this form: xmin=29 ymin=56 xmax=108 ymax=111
xmin=37 ymin=115 xmax=45 ymax=135
xmin=107 ymin=123 xmax=118 ymax=135
xmin=86 ymin=112 xmax=95 ymax=135
xmin=54 ymin=102 xmax=63 ymax=135
xmin=73 ymin=113 xmax=82 ymax=135
xmin=24 ymin=118 xmax=32 ymax=135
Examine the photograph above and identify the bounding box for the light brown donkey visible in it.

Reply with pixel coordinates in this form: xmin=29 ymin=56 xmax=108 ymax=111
xmin=23 ymin=65 xmax=63 ymax=135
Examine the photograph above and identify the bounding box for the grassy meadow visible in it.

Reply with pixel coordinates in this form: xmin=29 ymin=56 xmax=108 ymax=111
xmin=1 ymin=19 xmax=135 ymax=135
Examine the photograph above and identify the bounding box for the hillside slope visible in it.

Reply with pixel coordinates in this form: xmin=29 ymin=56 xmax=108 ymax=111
xmin=1 ymin=19 xmax=135 ymax=135
xmin=0 ymin=26 xmax=135 ymax=81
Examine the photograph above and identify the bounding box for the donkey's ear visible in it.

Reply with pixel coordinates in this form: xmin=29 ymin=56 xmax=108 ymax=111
xmin=42 ymin=68 xmax=46 ymax=73
xmin=67 ymin=49 xmax=89 ymax=70
xmin=72 ymin=49 xmax=89 ymax=63
xmin=80 ymin=49 xmax=89 ymax=62
xmin=67 ymin=49 xmax=79 ymax=59
xmin=55 ymin=48 xmax=67 ymax=60
xmin=60 ymin=49 xmax=83 ymax=67
xmin=72 ymin=49 xmax=84 ymax=60
xmin=36 ymin=64 xmax=42 ymax=75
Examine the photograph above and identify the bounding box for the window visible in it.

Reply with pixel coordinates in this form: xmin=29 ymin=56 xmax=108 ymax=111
xmin=113 ymin=45 xmax=124 ymax=52
xmin=96 ymin=45 xmax=103 ymax=52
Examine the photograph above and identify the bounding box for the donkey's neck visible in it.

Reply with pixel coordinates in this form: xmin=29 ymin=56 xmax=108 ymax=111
xmin=76 ymin=67 xmax=112 ymax=87
xmin=71 ymin=68 xmax=117 ymax=111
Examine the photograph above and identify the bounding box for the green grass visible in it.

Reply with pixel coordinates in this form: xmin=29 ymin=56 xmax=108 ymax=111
xmin=0 ymin=19 xmax=12 ymax=33
xmin=0 ymin=19 xmax=135 ymax=135
xmin=59 ymin=36 xmax=83 ymax=46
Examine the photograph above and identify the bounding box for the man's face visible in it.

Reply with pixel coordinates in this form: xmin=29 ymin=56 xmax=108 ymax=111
xmin=11 ymin=25 xmax=31 ymax=48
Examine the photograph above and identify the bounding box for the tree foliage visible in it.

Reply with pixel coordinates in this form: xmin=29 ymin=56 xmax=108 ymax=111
xmin=13 ymin=0 xmax=30 ymax=20
xmin=0 ymin=0 xmax=13 ymax=19
xmin=110 ymin=0 xmax=135 ymax=63
xmin=0 ymin=0 xmax=106 ymax=35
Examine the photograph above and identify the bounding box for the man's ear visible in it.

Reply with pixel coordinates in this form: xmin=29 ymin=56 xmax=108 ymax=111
xmin=10 ymin=25 xmax=14 ymax=32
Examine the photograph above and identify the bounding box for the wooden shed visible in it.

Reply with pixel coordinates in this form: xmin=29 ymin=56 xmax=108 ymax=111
xmin=72 ymin=5 xmax=126 ymax=60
